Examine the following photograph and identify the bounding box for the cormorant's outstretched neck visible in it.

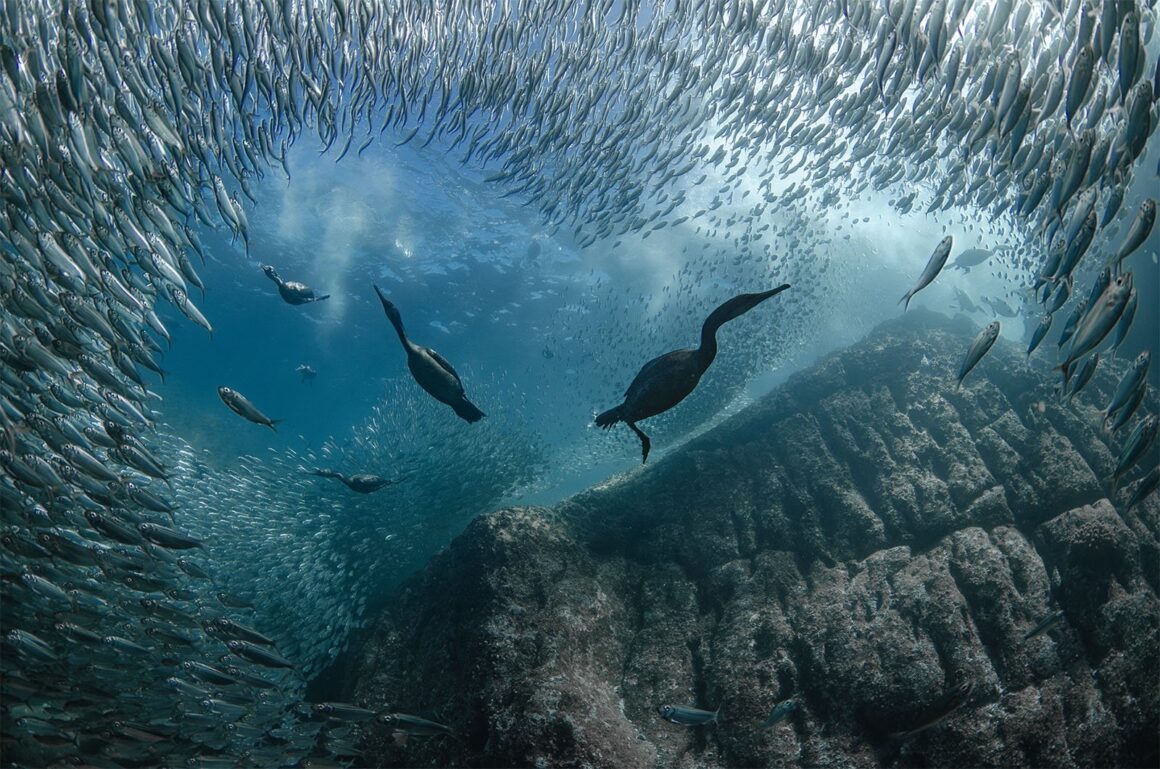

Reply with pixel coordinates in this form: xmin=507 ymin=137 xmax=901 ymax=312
xmin=373 ymin=285 xmax=486 ymax=424
xmin=596 ymin=284 xmax=790 ymax=463
xmin=375 ymin=286 xmax=411 ymax=351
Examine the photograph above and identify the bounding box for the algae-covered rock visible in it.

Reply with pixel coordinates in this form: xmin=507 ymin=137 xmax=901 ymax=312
xmin=347 ymin=310 xmax=1159 ymax=768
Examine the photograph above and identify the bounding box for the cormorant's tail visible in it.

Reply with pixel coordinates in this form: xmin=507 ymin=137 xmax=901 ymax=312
xmin=314 ymin=294 xmax=331 ymax=302
xmin=373 ymin=285 xmax=409 ymax=348
xmin=453 ymin=398 xmax=485 ymax=423
xmin=595 ymin=406 xmax=622 ymax=428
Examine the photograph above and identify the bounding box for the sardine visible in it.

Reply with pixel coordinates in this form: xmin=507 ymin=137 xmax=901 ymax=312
xmin=956 ymin=322 xmax=1000 ymax=388
xmin=658 ymin=704 xmax=721 ymax=726
xmin=761 ymin=698 xmax=800 ymax=728
xmin=899 ymin=235 xmax=953 ymax=311
xmin=217 ymin=386 xmax=281 ymax=430
xmin=1061 ymin=272 xmax=1132 ymax=370
xmin=1110 ymin=199 xmax=1155 ymax=266
xmin=1112 ymin=415 xmax=1159 ymax=488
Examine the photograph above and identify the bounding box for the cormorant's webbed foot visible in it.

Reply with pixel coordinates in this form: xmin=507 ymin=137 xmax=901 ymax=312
xmin=627 ymin=421 xmax=651 ymax=463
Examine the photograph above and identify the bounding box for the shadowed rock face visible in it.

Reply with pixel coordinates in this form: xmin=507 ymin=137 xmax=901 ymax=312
xmin=348 ymin=310 xmax=1159 ymax=768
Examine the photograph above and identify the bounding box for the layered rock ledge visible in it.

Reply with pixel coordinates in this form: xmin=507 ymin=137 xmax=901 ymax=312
xmin=348 ymin=310 xmax=1159 ymax=768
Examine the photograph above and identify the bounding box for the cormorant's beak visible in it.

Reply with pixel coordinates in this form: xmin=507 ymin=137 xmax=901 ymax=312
xmin=708 ymin=284 xmax=791 ymax=328
xmin=373 ymin=284 xmax=393 ymax=312
xmin=757 ymin=283 xmax=792 ymax=302
xmin=732 ymin=284 xmax=792 ymax=316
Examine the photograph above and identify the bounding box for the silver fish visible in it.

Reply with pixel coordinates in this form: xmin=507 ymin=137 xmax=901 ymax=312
xmin=1110 ymin=199 xmax=1155 ymax=266
xmin=1023 ymin=609 xmax=1065 ymax=640
xmin=378 ymin=712 xmax=455 ymax=737
xmin=956 ymin=322 xmax=1000 ymax=388
xmin=899 ymin=235 xmax=953 ymax=311
xmin=1113 ymin=415 xmax=1158 ymax=487
xmin=658 ymin=704 xmax=721 ymax=726
xmin=1106 ymin=384 xmax=1147 ymax=433
xmin=1065 ymin=45 xmax=1095 ymax=129
xmin=217 ymin=386 xmax=281 ymax=430
xmin=1104 ymin=353 xmax=1150 ymax=421
xmin=1027 ymin=314 xmax=1052 ymax=358
xmin=1105 ymin=288 xmax=1138 ymax=357
xmin=1125 ymin=467 xmax=1159 ymax=510
xmin=1065 ymin=352 xmax=1098 ymax=400
xmin=761 ymin=698 xmax=800 ymax=728
xmin=1061 ymin=272 xmax=1133 ymax=370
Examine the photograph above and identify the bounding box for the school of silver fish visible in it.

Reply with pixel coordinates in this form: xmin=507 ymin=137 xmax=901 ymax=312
xmin=0 ymin=0 xmax=1157 ymax=766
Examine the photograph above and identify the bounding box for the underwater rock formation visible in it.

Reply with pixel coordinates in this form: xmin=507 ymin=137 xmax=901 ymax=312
xmin=348 ymin=310 xmax=1159 ymax=768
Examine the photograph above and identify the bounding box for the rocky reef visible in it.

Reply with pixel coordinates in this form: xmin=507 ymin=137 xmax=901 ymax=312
xmin=347 ymin=310 xmax=1159 ymax=768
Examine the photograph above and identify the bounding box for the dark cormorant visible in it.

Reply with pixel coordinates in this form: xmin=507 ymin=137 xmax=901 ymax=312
xmin=261 ymin=264 xmax=330 ymax=304
xmin=308 ymin=469 xmax=403 ymax=493
xmin=373 ymin=285 xmax=485 ymax=423
xmin=595 ymin=285 xmax=790 ymax=463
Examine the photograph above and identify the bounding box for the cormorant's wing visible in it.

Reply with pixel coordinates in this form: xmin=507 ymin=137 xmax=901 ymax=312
xmin=421 ymin=346 xmax=464 ymax=388
xmin=624 ymin=348 xmax=695 ymax=398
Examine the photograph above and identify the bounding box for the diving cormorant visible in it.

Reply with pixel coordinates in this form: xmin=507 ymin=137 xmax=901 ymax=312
xmin=595 ymin=285 xmax=790 ymax=463
xmin=373 ymin=285 xmax=485 ymax=423
xmin=308 ymin=469 xmax=402 ymax=493
xmin=262 ymin=265 xmax=330 ymax=305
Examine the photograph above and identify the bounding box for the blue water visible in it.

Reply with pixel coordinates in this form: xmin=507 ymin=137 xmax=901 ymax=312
xmin=157 ymin=137 xmax=1160 ymax=477
xmin=2 ymin=2 xmax=1158 ymax=762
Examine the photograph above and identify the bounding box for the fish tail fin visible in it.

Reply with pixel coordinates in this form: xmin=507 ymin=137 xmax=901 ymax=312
xmin=899 ymin=290 xmax=912 ymax=311
xmin=267 ymin=419 xmax=282 ymax=432
xmin=453 ymin=398 xmax=485 ymax=423
xmin=594 ymin=406 xmax=622 ymax=429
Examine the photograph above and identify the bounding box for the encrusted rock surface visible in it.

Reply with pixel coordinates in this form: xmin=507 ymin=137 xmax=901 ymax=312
xmin=348 ymin=310 xmax=1159 ymax=768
